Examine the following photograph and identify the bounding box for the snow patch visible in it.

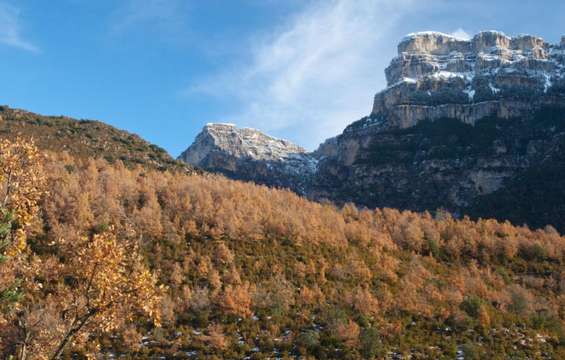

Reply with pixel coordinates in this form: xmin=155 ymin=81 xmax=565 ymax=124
xmin=430 ymin=71 xmax=468 ymax=80
xmin=403 ymin=31 xmax=467 ymax=42
xmin=489 ymin=83 xmax=501 ymax=94
xmin=206 ymin=122 xmax=236 ymax=127
xmin=543 ymin=73 xmax=552 ymax=93
xmin=464 ymin=88 xmax=476 ymax=100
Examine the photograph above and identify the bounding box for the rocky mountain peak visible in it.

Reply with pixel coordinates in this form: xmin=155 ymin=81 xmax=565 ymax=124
xmin=178 ymin=123 xmax=317 ymax=193
xmin=397 ymin=31 xmax=470 ymax=56
xmin=397 ymin=31 xmax=548 ymax=56
xmin=356 ymin=31 xmax=565 ymax=132
xmin=180 ymin=123 xmax=308 ymax=165
xmin=385 ymin=30 xmax=562 ymax=87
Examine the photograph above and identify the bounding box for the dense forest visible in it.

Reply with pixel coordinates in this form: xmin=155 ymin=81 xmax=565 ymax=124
xmin=1 ymin=139 xmax=564 ymax=359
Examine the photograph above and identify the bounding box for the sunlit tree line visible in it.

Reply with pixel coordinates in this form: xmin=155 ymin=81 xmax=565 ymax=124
xmin=0 ymin=139 xmax=563 ymax=358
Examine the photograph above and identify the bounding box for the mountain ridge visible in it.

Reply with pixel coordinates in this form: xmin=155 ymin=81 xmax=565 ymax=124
xmin=179 ymin=31 xmax=565 ymax=232
xmin=0 ymin=105 xmax=195 ymax=173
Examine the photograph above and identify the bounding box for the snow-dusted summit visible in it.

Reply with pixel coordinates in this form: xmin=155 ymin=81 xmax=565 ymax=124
xmin=354 ymin=31 xmax=565 ymax=131
xmin=178 ymin=124 xmax=317 ymax=192
xmin=181 ymin=123 xmax=308 ymax=162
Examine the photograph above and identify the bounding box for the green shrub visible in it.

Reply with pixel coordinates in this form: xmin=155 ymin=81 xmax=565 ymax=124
xmin=460 ymin=296 xmax=483 ymax=318
xmin=519 ymin=243 xmax=547 ymax=261
xmin=360 ymin=327 xmax=383 ymax=359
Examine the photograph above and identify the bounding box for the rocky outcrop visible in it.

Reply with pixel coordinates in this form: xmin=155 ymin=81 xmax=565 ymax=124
xmin=179 ymin=31 xmax=565 ymax=232
xmin=314 ymin=109 xmax=565 ymax=225
xmin=178 ymin=124 xmax=317 ymax=193
xmin=367 ymin=31 xmax=565 ymax=130
xmin=312 ymin=32 xmax=565 ymax=231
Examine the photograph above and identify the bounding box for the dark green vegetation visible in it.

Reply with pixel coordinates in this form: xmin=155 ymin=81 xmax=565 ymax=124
xmin=317 ymin=106 xmax=565 ymax=233
xmin=0 ymin=106 xmax=194 ymax=172
xmin=467 ymin=108 xmax=565 ymax=231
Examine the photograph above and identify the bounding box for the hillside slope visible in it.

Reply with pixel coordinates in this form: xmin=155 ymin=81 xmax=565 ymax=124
xmin=0 ymin=106 xmax=193 ymax=172
xmin=4 ymin=150 xmax=562 ymax=359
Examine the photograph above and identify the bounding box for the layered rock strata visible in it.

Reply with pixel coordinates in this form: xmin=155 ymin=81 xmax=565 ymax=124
xmin=365 ymin=31 xmax=565 ymax=130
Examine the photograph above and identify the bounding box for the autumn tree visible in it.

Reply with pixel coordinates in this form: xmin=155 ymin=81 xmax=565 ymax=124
xmin=218 ymin=282 xmax=253 ymax=317
xmin=0 ymin=140 xmax=163 ymax=359
xmin=3 ymin=226 xmax=164 ymax=359
xmin=0 ymin=138 xmax=45 ymax=257
xmin=0 ymin=139 xmax=46 ymax=359
xmin=336 ymin=319 xmax=361 ymax=348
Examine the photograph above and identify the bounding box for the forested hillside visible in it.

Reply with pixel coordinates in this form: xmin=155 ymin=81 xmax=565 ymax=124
xmin=1 ymin=139 xmax=564 ymax=359
xmin=0 ymin=106 xmax=192 ymax=172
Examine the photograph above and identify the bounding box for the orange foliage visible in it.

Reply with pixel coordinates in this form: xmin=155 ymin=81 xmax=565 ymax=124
xmin=218 ymin=283 xmax=253 ymax=317
xmin=1 ymin=144 xmax=564 ymax=357
xmin=0 ymin=141 xmax=162 ymax=360
xmin=335 ymin=319 xmax=360 ymax=347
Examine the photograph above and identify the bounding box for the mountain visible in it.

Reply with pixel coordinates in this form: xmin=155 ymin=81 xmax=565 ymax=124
xmin=0 ymin=105 xmax=193 ymax=172
xmin=180 ymin=31 xmax=565 ymax=232
xmin=369 ymin=31 xmax=565 ymax=128
xmin=178 ymin=123 xmax=317 ymax=193
xmin=1 ymin=31 xmax=565 ymax=359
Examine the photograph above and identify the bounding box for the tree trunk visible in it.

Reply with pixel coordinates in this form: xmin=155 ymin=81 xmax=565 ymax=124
xmin=18 ymin=343 xmax=27 ymax=360
xmin=50 ymin=310 xmax=94 ymax=360
xmin=16 ymin=316 xmax=30 ymax=360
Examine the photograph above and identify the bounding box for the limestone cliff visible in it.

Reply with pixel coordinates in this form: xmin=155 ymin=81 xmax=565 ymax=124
xmin=314 ymin=32 xmax=565 ymax=231
xmin=180 ymin=31 xmax=565 ymax=232
xmin=365 ymin=31 xmax=565 ymax=130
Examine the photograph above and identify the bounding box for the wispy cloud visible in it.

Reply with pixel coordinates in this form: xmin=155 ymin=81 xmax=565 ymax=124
xmin=450 ymin=28 xmax=471 ymax=40
xmin=0 ymin=2 xmax=39 ymax=53
xmin=111 ymin=0 xmax=190 ymax=34
xmin=188 ymin=0 xmax=430 ymax=149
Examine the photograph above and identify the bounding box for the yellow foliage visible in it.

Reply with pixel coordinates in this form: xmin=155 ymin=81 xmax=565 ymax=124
xmin=0 ymin=138 xmax=46 ymax=256
xmin=0 ymin=140 xmax=162 ymax=359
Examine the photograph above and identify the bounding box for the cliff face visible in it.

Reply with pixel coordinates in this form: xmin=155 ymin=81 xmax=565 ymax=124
xmin=180 ymin=31 xmax=565 ymax=232
xmin=314 ymin=108 xmax=565 ymax=229
xmin=368 ymin=31 xmax=565 ymax=129
xmin=314 ymin=32 xmax=565 ymax=231
xmin=178 ymin=124 xmax=317 ymax=193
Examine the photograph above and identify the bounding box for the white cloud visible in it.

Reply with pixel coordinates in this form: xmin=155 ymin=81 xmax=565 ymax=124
xmin=0 ymin=2 xmax=39 ymax=53
xmin=189 ymin=0 xmax=428 ymax=149
xmin=450 ymin=28 xmax=471 ymax=41
xmin=111 ymin=0 xmax=190 ymax=33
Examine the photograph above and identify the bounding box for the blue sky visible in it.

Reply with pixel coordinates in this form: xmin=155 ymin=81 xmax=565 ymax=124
xmin=2 ymin=0 xmax=565 ymax=154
